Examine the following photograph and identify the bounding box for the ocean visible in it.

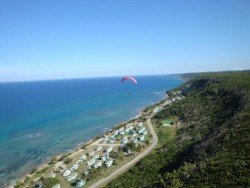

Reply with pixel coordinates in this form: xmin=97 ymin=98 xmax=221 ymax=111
xmin=0 ymin=75 xmax=183 ymax=187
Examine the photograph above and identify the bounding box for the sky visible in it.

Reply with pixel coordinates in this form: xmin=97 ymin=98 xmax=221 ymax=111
xmin=0 ymin=0 xmax=250 ymax=82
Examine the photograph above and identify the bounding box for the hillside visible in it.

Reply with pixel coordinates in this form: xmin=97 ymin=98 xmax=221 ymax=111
xmin=107 ymin=71 xmax=250 ymax=187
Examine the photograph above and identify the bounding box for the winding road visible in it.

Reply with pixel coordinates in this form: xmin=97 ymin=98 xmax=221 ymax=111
xmin=89 ymin=118 xmax=158 ymax=188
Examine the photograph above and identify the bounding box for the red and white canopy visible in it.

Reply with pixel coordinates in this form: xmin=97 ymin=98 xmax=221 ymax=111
xmin=121 ymin=76 xmax=138 ymax=84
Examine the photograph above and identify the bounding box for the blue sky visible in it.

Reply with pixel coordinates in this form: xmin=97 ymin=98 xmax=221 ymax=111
xmin=0 ymin=0 xmax=250 ymax=82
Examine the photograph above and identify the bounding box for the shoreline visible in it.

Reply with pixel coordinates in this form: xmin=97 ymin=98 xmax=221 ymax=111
xmin=9 ymin=72 xmax=187 ymax=188
xmin=10 ymin=93 xmax=170 ymax=187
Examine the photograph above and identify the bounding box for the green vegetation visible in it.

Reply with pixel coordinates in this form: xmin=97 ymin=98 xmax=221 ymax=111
xmin=64 ymin=157 xmax=73 ymax=164
xmin=58 ymin=153 xmax=69 ymax=161
xmin=89 ymin=167 xmax=104 ymax=180
xmin=49 ymin=157 xmax=58 ymax=165
xmin=124 ymin=142 xmax=137 ymax=151
xmin=14 ymin=166 xmax=51 ymax=188
xmin=14 ymin=181 xmax=25 ymax=188
xmin=107 ymin=71 xmax=250 ymax=187
xmin=109 ymin=151 xmax=124 ymax=161
xmin=30 ymin=168 xmax=37 ymax=175
xmin=43 ymin=177 xmax=60 ymax=188
xmin=162 ymin=119 xmax=173 ymax=126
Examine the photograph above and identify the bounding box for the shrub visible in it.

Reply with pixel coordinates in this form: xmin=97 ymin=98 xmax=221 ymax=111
xmin=64 ymin=157 xmax=73 ymax=164
xmin=30 ymin=168 xmax=37 ymax=174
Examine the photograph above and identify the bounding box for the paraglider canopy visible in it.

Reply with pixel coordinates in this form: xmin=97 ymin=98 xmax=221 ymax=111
xmin=121 ymin=76 xmax=138 ymax=84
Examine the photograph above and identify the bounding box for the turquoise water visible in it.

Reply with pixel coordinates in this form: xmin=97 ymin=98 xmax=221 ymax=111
xmin=0 ymin=75 xmax=183 ymax=186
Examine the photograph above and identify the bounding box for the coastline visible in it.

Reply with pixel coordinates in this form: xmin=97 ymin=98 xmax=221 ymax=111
xmin=11 ymin=93 xmax=170 ymax=187
xmin=8 ymin=74 xmax=187 ymax=188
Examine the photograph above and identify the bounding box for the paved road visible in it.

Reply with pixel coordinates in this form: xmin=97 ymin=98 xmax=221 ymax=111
xmin=89 ymin=118 xmax=158 ymax=188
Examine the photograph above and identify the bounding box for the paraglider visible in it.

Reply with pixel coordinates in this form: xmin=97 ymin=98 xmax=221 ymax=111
xmin=121 ymin=76 xmax=138 ymax=84
xmin=121 ymin=76 xmax=137 ymax=95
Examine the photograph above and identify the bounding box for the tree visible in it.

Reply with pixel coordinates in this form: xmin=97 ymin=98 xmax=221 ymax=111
xmin=173 ymin=116 xmax=178 ymax=130
xmin=49 ymin=157 xmax=58 ymax=165
xmin=109 ymin=151 xmax=119 ymax=159
xmin=135 ymin=144 xmax=143 ymax=152
xmin=64 ymin=157 xmax=73 ymax=164
xmin=30 ymin=168 xmax=37 ymax=174
xmin=58 ymin=154 xmax=68 ymax=161
xmin=14 ymin=181 xmax=25 ymax=188
xmin=89 ymin=168 xmax=102 ymax=179
xmin=124 ymin=142 xmax=136 ymax=151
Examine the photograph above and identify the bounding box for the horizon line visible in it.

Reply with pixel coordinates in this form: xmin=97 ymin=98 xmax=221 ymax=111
xmin=0 ymin=69 xmax=247 ymax=84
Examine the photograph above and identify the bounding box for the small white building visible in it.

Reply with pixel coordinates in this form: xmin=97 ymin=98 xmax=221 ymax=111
xmin=139 ymin=136 xmax=145 ymax=141
xmin=153 ymin=107 xmax=159 ymax=113
xmin=176 ymin=90 xmax=181 ymax=94
xmin=121 ymin=138 xmax=128 ymax=145
xmin=176 ymin=96 xmax=181 ymax=100
xmin=114 ymin=130 xmax=119 ymax=135
xmin=125 ymin=128 xmax=130 ymax=133
xmin=104 ymin=136 xmax=109 ymax=142
xmin=138 ymin=127 xmax=146 ymax=134
xmin=63 ymin=170 xmax=71 ymax=177
xmin=52 ymin=184 xmax=60 ymax=188
xmin=47 ymin=172 xmax=56 ymax=178
xmin=93 ymin=160 xmax=102 ymax=169
xmin=96 ymin=145 xmax=103 ymax=151
xmin=87 ymin=159 xmax=96 ymax=166
xmin=99 ymin=138 xmax=104 ymax=142
xmin=119 ymin=127 xmax=125 ymax=131
xmin=84 ymin=170 xmax=89 ymax=175
xmin=101 ymin=154 xmax=109 ymax=161
xmin=80 ymin=155 xmax=87 ymax=161
xmin=124 ymin=149 xmax=133 ymax=156
xmin=70 ymin=163 xmax=79 ymax=171
xmin=77 ymin=159 xmax=83 ymax=164
xmin=92 ymin=154 xmax=99 ymax=160
xmin=89 ymin=151 xmax=95 ymax=156
xmin=105 ymin=146 xmax=113 ymax=153
xmin=75 ymin=179 xmax=86 ymax=187
xmin=132 ymin=138 xmax=138 ymax=143
xmin=109 ymin=138 xmax=115 ymax=144
xmin=125 ymin=125 xmax=133 ymax=133
xmin=66 ymin=172 xmax=77 ymax=181
xmin=164 ymin=100 xmax=172 ymax=105
xmin=118 ymin=127 xmax=125 ymax=135
xmin=105 ymin=158 xmax=114 ymax=167
xmin=142 ymin=130 xmax=148 ymax=136
xmin=132 ymin=132 xmax=137 ymax=137
xmin=172 ymin=90 xmax=181 ymax=95
xmin=138 ymin=122 xmax=143 ymax=127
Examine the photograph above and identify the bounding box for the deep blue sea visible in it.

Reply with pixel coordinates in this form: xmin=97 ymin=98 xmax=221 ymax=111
xmin=0 ymin=75 xmax=183 ymax=187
